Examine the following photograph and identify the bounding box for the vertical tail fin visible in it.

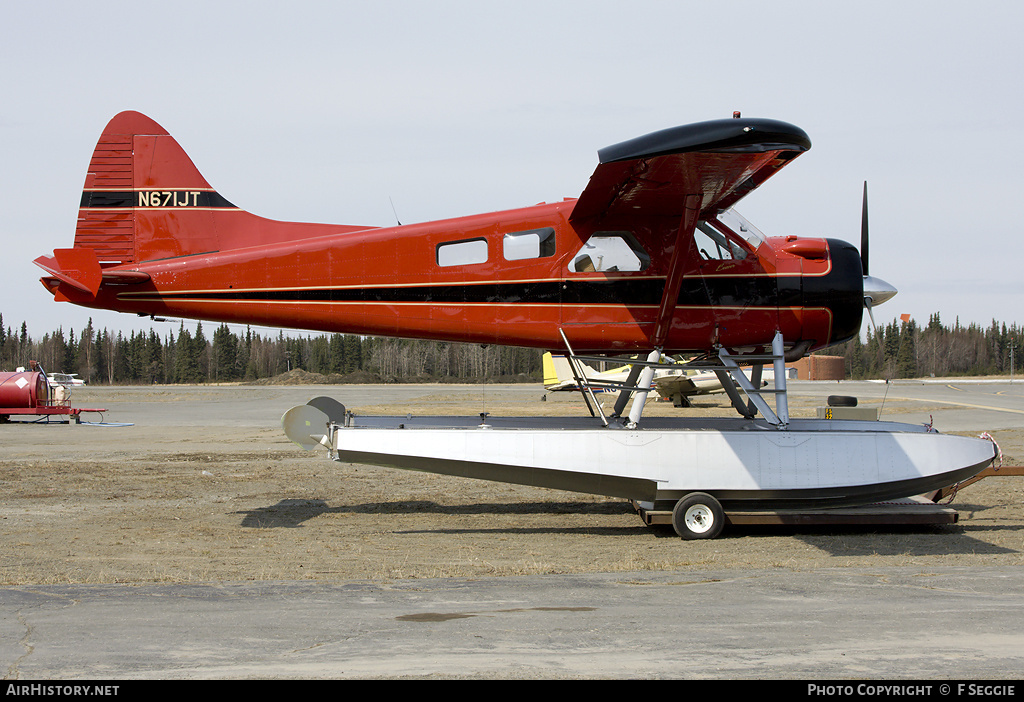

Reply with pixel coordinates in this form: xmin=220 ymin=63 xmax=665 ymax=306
xmin=542 ymin=352 xmax=599 ymax=390
xmin=37 ymin=111 xmax=372 ymax=300
xmin=542 ymin=352 xmax=560 ymax=386
xmin=76 ymin=111 xmax=226 ymax=265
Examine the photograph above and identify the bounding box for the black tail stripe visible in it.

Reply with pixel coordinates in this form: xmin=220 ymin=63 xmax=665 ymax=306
xmin=80 ymin=190 xmax=236 ymax=208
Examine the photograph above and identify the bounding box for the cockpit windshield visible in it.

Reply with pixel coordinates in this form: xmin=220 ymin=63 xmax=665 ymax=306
xmin=716 ymin=209 xmax=765 ymax=249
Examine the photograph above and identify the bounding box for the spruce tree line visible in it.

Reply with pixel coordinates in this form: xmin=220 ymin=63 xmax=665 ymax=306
xmin=0 ymin=313 xmax=542 ymax=385
xmin=830 ymin=313 xmax=1021 ymax=379
xmin=2 ymin=311 xmax=1019 ymax=384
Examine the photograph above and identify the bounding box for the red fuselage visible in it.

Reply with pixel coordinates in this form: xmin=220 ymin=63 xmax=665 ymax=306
xmin=52 ymin=199 xmax=863 ymax=355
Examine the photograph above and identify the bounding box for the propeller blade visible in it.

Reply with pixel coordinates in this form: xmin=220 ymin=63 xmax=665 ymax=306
xmin=858 ymin=181 xmax=896 ymax=331
xmin=865 ymin=302 xmax=877 ymax=335
xmin=861 ymin=181 xmax=869 ymax=277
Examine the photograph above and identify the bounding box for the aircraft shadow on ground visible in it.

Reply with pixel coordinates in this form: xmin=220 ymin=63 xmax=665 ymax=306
xmin=235 ymin=498 xmax=1021 ymax=553
xmin=789 ymin=527 xmax=1019 ymax=557
xmin=757 ymin=498 xmax=1022 ymax=556
xmin=235 ymin=497 xmax=642 ymax=532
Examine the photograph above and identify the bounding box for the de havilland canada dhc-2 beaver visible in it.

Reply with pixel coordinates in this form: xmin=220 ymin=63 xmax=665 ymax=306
xmin=35 ymin=110 xmax=998 ymax=538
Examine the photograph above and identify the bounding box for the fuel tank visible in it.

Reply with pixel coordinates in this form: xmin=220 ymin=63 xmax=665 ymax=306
xmin=0 ymin=371 xmax=49 ymax=409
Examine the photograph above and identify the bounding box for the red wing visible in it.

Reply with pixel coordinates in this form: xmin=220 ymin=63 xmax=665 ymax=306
xmin=569 ymin=118 xmax=811 ymax=223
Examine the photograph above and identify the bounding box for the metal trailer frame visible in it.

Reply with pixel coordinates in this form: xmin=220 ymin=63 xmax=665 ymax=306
xmin=635 ymin=466 xmax=1023 ymax=529
xmin=0 ymin=405 xmax=107 ymax=423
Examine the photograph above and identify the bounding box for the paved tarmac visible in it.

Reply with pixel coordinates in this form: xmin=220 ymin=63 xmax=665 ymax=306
xmin=794 ymin=378 xmax=1024 ymax=432
xmin=4 ymin=566 xmax=1023 ymax=679
xmin=3 ymin=380 xmax=1024 ymax=680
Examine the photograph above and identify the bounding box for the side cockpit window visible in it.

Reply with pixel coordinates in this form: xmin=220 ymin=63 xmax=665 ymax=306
xmin=437 ymin=238 xmax=488 ymax=267
xmin=696 ymin=209 xmax=765 ymax=261
xmin=695 ymin=220 xmax=748 ymax=261
xmin=503 ymin=227 xmax=556 ymax=261
xmin=569 ymin=231 xmax=649 ymax=273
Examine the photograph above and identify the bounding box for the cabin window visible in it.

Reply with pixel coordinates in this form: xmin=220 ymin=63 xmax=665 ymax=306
xmin=437 ymin=238 xmax=488 ymax=267
xmin=503 ymin=227 xmax=556 ymax=261
xmin=569 ymin=231 xmax=649 ymax=272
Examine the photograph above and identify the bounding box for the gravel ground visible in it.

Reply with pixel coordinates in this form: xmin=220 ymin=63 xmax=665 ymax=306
xmin=1 ymin=382 xmax=1022 ymax=585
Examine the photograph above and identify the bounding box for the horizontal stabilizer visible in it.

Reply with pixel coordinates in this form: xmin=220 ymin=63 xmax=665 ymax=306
xmin=33 ymin=248 xmax=102 ymax=296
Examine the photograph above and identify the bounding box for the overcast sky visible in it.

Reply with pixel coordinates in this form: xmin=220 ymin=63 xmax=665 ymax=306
xmin=2 ymin=1 xmax=1021 ymax=345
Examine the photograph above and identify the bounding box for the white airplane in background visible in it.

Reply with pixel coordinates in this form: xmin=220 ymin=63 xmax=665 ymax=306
xmin=47 ymin=373 xmax=86 ymax=388
xmin=651 ymin=368 xmax=735 ymax=407
xmin=14 ymin=367 xmax=86 ymax=389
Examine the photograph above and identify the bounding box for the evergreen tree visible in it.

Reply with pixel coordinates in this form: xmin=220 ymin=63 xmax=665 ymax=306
xmin=79 ymin=319 xmax=95 ymax=382
xmin=194 ymin=323 xmax=209 ymax=380
xmin=65 ymin=328 xmax=77 ymax=374
xmin=146 ymin=330 xmax=164 ymax=383
xmin=243 ymin=327 xmax=258 ymax=380
xmin=212 ymin=324 xmax=239 ymax=381
xmin=309 ymin=335 xmax=330 ymax=374
xmin=848 ymin=334 xmax=864 ymax=378
xmin=92 ymin=328 xmax=107 ymax=383
xmin=174 ymin=324 xmax=203 ymax=383
xmin=896 ymin=319 xmax=916 ymax=378
xmin=347 ymin=334 xmax=365 ymax=373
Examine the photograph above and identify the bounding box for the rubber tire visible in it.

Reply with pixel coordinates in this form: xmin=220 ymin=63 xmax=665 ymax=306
xmin=827 ymin=395 xmax=858 ymax=407
xmin=672 ymin=492 xmax=725 ymax=540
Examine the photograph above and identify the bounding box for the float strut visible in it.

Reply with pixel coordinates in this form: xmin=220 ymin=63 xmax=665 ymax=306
xmin=626 ymin=349 xmax=662 ymax=428
xmin=612 ymin=363 xmax=645 ymax=418
xmin=772 ymin=332 xmax=789 ymax=426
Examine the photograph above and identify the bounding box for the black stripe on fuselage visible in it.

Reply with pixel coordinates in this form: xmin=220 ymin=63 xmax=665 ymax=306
xmin=119 ymin=276 xmax=795 ymax=308
xmin=80 ymin=190 xmax=236 ymax=208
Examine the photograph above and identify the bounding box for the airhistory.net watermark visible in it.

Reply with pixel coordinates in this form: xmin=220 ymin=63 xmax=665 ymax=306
xmin=5 ymin=685 xmax=119 ymax=697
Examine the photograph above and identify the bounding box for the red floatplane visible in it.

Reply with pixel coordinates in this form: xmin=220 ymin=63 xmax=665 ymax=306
xmin=34 ymin=111 xmax=995 ymax=538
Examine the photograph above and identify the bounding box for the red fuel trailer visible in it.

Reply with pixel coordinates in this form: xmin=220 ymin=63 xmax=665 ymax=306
xmin=0 ymin=363 xmax=105 ymax=423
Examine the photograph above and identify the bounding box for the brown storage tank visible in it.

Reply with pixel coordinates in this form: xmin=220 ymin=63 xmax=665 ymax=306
xmin=0 ymin=371 xmax=49 ymax=409
xmin=791 ymin=355 xmax=846 ymax=380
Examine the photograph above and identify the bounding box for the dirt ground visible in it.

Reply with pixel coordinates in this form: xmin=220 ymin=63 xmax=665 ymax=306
xmin=2 ymin=383 xmax=1023 ymax=586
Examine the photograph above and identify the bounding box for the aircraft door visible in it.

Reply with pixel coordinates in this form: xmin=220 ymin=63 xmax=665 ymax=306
xmin=689 ymin=212 xmax=778 ymax=351
xmin=562 ymin=231 xmax=655 ymax=347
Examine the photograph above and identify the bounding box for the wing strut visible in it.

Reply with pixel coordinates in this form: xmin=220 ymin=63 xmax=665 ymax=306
xmin=652 ymin=194 xmax=702 ymax=348
xmin=710 ymin=332 xmax=790 ymax=428
xmin=617 ymin=194 xmax=701 ymax=428
xmin=559 ymin=328 xmax=609 ymax=426
xmin=560 ymin=190 xmax=699 ymax=430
